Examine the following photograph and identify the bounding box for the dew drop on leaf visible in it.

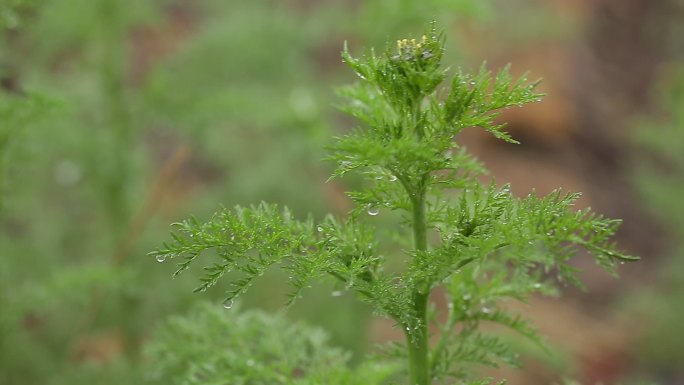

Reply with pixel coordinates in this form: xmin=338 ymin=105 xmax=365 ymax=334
xmin=223 ymin=299 xmax=234 ymax=309
xmin=156 ymin=255 xmax=166 ymax=263
xmin=331 ymin=290 xmax=343 ymax=297
xmin=389 ymin=175 xmax=398 ymax=182
xmin=367 ymin=207 xmax=379 ymax=216
xmin=317 ymin=226 xmax=324 ymax=232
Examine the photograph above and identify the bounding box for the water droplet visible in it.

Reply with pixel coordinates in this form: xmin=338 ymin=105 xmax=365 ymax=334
xmin=317 ymin=226 xmax=324 ymax=232
xmin=389 ymin=175 xmax=398 ymax=182
xmin=367 ymin=207 xmax=379 ymax=216
xmin=246 ymin=359 xmax=255 ymax=367
xmin=223 ymin=299 xmax=234 ymax=309
xmin=156 ymin=255 xmax=166 ymax=263
xmin=375 ymin=175 xmax=383 ymax=180
xmin=331 ymin=291 xmax=343 ymax=297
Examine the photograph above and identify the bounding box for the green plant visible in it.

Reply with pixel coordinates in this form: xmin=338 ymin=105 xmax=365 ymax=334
xmin=147 ymin=302 xmax=399 ymax=385
xmin=151 ymin=25 xmax=637 ymax=385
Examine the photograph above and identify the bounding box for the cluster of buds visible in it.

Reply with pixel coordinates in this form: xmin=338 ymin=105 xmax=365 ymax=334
xmin=394 ymin=35 xmax=433 ymax=62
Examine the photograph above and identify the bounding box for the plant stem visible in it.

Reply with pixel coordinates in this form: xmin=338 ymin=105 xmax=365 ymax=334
xmin=430 ymin=296 xmax=457 ymax=372
xmin=407 ymin=188 xmax=430 ymax=385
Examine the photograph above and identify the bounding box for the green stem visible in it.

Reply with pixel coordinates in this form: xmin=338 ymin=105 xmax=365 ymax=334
xmin=407 ymin=189 xmax=430 ymax=385
xmin=412 ymin=100 xmax=424 ymax=139
xmin=430 ymin=297 xmax=458 ymax=372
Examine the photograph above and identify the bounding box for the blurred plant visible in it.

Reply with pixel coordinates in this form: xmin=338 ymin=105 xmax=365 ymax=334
xmin=0 ymin=1 xmax=163 ymax=384
xmin=152 ymin=25 xmax=636 ymax=385
xmin=633 ymin=68 xmax=684 ymax=233
xmin=147 ymin=302 xmax=398 ymax=385
xmin=0 ymin=0 xmax=38 ymax=29
xmin=0 ymin=90 xmax=54 ymax=215
xmin=0 ymin=92 xmax=53 ymax=385
xmin=628 ymin=67 xmax=684 ymax=383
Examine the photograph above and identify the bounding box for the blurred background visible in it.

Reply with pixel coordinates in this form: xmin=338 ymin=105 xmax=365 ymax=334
xmin=1 ymin=0 xmax=683 ymax=384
